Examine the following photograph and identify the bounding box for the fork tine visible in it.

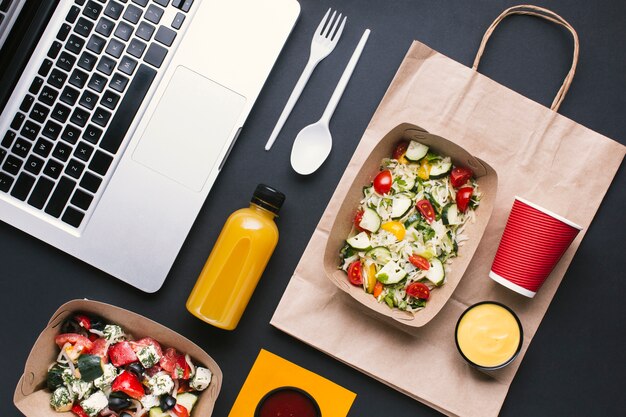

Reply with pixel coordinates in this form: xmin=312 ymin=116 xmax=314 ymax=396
xmin=316 ymin=8 xmax=331 ymax=36
xmin=326 ymin=13 xmax=342 ymax=40
xmin=323 ymin=10 xmax=337 ymax=37
xmin=332 ymin=16 xmax=347 ymax=42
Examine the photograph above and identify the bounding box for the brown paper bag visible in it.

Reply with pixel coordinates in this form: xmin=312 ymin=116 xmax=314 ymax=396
xmin=270 ymin=5 xmax=625 ymax=417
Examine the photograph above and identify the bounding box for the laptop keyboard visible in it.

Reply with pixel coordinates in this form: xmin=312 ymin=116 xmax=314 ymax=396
xmin=0 ymin=0 xmax=193 ymax=228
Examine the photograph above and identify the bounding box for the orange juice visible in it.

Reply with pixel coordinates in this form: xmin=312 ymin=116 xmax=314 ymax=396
xmin=455 ymin=302 xmax=522 ymax=369
xmin=186 ymin=185 xmax=285 ymax=330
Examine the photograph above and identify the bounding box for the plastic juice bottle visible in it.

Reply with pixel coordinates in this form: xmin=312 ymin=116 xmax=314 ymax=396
xmin=186 ymin=184 xmax=285 ymax=330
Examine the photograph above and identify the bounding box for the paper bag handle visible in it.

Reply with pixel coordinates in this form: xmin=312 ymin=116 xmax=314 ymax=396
xmin=472 ymin=4 xmax=579 ymax=112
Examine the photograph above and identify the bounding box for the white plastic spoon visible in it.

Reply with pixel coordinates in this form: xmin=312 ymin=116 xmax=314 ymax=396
xmin=290 ymin=29 xmax=370 ymax=175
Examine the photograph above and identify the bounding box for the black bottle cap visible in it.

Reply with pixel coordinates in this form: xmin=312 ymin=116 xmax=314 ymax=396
xmin=251 ymin=184 xmax=285 ymax=214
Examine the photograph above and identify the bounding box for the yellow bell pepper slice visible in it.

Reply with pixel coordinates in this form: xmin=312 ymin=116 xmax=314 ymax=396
xmin=381 ymin=221 xmax=406 ymax=241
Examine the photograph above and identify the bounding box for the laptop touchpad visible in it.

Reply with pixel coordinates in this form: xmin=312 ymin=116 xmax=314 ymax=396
xmin=133 ymin=66 xmax=246 ymax=192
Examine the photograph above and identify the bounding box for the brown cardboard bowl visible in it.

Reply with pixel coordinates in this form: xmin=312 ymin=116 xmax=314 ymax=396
xmin=13 ymin=299 xmax=222 ymax=416
xmin=323 ymin=123 xmax=497 ymax=328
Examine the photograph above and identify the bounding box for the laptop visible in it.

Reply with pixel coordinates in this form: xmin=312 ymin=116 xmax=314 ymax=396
xmin=0 ymin=0 xmax=300 ymax=292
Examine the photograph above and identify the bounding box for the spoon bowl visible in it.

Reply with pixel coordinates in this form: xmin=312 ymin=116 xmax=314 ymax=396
xmin=290 ymin=121 xmax=332 ymax=175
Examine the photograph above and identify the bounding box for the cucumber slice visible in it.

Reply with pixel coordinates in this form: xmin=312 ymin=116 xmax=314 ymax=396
xmin=376 ymin=260 xmax=407 ymax=284
xmin=362 ymin=185 xmax=374 ymax=198
xmin=426 ymin=258 xmax=445 ymax=285
xmin=346 ymin=232 xmax=371 ymax=250
xmin=429 ymin=159 xmax=452 ymax=178
xmin=366 ymin=246 xmax=392 ymax=264
xmin=359 ymin=208 xmax=381 ymax=232
xmin=391 ymin=194 xmax=413 ymax=219
xmin=405 ymin=141 xmax=429 ymax=162
xmin=177 ymin=393 xmax=199 ymax=413
xmin=442 ymin=203 xmax=462 ymax=225
xmin=149 ymin=407 xmax=169 ymax=417
xmin=396 ymin=175 xmax=416 ymax=191
xmin=77 ymin=354 xmax=103 ymax=382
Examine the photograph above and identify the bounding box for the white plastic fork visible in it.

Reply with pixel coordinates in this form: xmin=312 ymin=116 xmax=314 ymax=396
xmin=264 ymin=8 xmax=347 ymax=151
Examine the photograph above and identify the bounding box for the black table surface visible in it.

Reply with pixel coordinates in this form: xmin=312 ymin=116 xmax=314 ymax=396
xmin=4 ymin=1 xmax=625 ymax=416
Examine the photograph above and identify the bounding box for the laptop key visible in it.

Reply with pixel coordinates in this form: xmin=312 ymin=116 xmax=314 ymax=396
xmin=80 ymin=171 xmax=102 ymax=193
xmin=20 ymin=95 xmax=35 ymax=112
xmin=69 ymin=68 xmax=89 ymax=88
xmin=145 ymin=5 xmax=163 ymax=24
xmin=104 ymin=0 xmax=124 ymax=20
xmin=66 ymin=34 xmax=85 ymax=54
xmin=86 ymin=34 xmax=106 ymax=53
xmin=42 ymin=120 xmax=63 ymax=140
xmin=83 ymin=1 xmax=103 ymax=20
xmin=123 ymin=4 xmax=142 ymax=24
xmin=3 ymin=154 xmax=22 ymax=175
xmin=114 ymin=21 xmax=133 ymax=41
xmin=89 ymin=150 xmax=113 ymax=175
xmin=29 ymin=77 xmax=44 ymax=94
xmin=92 ymin=107 xmax=112 ymax=127
xmin=60 ymin=85 xmax=81 ymax=105
xmin=10 ymin=172 xmax=36 ymax=201
xmin=0 ymin=172 xmax=13 ymax=193
xmin=1 ymin=131 xmax=16 ymax=148
xmin=34 ymin=138 xmax=54 ymax=157
xmin=0 ymin=0 xmax=14 ymax=13
xmin=61 ymin=124 xmax=81 ymax=144
xmin=131 ymin=0 xmax=148 ymax=7
xmin=48 ymin=68 xmax=67 ymax=88
xmin=39 ymin=86 xmax=58 ymax=106
xmin=74 ymin=141 xmax=95 ymax=161
xmin=118 ymin=55 xmax=137 ymax=75
xmin=66 ymin=5 xmax=81 ymax=23
xmin=110 ymin=72 xmax=128 ymax=92
xmin=78 ymin=51 xmax=98 ymax=70
xmin=154 ymin=0 xmax=169 ymax=6
xmin=100 ymin=64 xmax=156 ymax=154
xmin=70 ymin=107 xmax=91 ymax=127
xmin=97 ymin=55 xmax=116 ymax=75
xmin=181 ymin=0 xmax=193 ymax=12
xmin=127 ymin=37 xmax=146 ymax=58
xmin=57 ymin=51 xmax=76 ymax=71
xmin=74 ymin=17 xmax=94 ymax=37
xmin=95 ymin=16 xmax=115 ymax=36
xmin=51 ymin=103 xmax=72 ymax=123
xmin=62 ymin=206 xmax=85 ymax=228
xmin=27 ymin=176 xmax=55 ymax=209
xmin=0 ymin=148 xmax=4 ymax=164
xmin=155 ymin=25 xmax=176 ymax=46
xmin=43 ymin=159 xmax=63 ymax=179
xmin=48 ymin=41 xmax=63 ymax=59
xmin=136 ymin=21 xmax=154 ymax=41
xmin=30 ymin=103 xmax=50 ymax=123
xmin=24 ymin=154 xmax=45 ymax=175
xmin=38 ymin=59 xmax=53 ymax=77
xmin=171 ymin=12 xmax=184 ymax=29
xmin=79 ymin=90 xmax=99 ymax=110
xmin=65 ymin=158 xmax=86 ymax=179
xmin=83 ymin=124 xmax=103 ymax=144
xmin=71 ymin=189 xmax=94 ymax=211
xmin=105 ymin=38 xmax=124 ymax=58
xmin=101 ymin=89 xmax=120 ymax=109
xmin=10 ymin=112 xmax=25 ymax=130
xmin=144 ymin=43 xmax=167 ymax=68
xmin=21 ymin=120 xmax=40 ymax=140
xmin=57 ymin=23 xmax=72 ymax=41
xmin=88 ymin=72 xmax=108 ymax=92
xmin=12 ymin=138 xmax=31 ymax=157
xmin=45 ymin=176 xmax=77 ymax=217
xmin=53 ymin=142 xmax=72 ymax=162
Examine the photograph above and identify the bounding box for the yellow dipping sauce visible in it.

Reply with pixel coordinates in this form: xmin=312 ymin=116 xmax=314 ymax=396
xmin=456 ymin=303 xmax=521 ymax=369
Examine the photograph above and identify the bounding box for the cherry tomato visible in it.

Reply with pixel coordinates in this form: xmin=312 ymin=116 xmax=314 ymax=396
xmin=172 ymin=404 xmax=190 ymax=417
xmin=373 ymin=281 xmax=384 ymax=298
xmin=392 ymin=141 xmax=409 ymax=163
xmin=55 ymin=334 xmax=94 ymax=353
xmin=381 ymin=221 xmax=406 ymax=241
xmin=71 ymin=404 xmax=89 ymax=417
xmin=353 ymin=209 xmax=366 ymax=232
xmin=416 ymin=199 xmax=435 ymax=223
xmin=450 ymin=167 xmax=473 ymax=188
xmin=373 ymin=170 xmax=393 ymax=195
xmin=347 ymin=261 xmax=363 ymax=286
xmin=456 ymin=187 xmax=473 ymax=213
xmin=111 ymin=370 xmax=145 ymax=399
xmin=406 ymin=282 xmax=430 ymax=300
xmin=408 ymin=254 xmax=430 ymax=270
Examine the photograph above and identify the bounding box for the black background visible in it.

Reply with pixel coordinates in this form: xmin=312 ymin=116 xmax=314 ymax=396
xmin=4 ymin=0 xmax=625 ymax=416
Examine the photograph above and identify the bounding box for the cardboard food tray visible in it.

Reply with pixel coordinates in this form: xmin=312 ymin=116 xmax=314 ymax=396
xmin=13 ymin=299 xmax=223 ymax=417
xmin=324 ymin=123 xmax=497 ymax=328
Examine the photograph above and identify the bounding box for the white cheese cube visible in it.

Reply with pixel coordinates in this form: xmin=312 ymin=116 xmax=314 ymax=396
xmin=50 ymin=386 xmax=73 ymax=412
xmin=62 ymin=368 xmax=92 ymax=400
xmin=80 ymin=391 xmax=108 ymax=417
xmin=147 ymin=372 xmax=174 ymax=396
xmin=94 ymin=363 xmax=118 ymax=390
xmin=190 ymin=367 xmax=212 ymax=391
xmin=141 ymin=394 xmax=160 ymax=409
xmin=103 ymin=324 xmax=125 ymax=343
xmin=137 ymin=344 xmax=161 ymax=368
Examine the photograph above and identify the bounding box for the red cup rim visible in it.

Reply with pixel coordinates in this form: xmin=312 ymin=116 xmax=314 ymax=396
xmin=514 ymin=196 xmax=583 ymax=231
xmin=254 ymin=386 xmax=322 ymax=417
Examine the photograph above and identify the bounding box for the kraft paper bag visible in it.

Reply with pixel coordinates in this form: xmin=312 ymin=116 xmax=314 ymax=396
xmin=270 ymin=5 xmax=625 ymax=417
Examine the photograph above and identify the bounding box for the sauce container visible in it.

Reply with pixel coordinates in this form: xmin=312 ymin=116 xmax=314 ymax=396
xmin=254 ymin=387 xmax=321 ymax=417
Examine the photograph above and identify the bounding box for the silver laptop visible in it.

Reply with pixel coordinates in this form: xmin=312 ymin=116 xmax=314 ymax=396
xmin=0 ymin=0 xmax=299 ymax=292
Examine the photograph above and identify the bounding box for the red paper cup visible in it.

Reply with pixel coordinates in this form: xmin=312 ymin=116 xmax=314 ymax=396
xmin=489 ymin=196 xmax=582 ymax=298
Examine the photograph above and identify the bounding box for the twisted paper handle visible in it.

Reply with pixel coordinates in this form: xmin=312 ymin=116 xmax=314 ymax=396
xmin=472 ymin=5 xmax=579 ymax=112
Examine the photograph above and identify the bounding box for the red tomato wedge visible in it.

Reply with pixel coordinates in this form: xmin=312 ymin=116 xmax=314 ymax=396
xmin=111 ymin=370 xmax=145 ymax=399
xmin=160 ymin=348 xmax=191 ymax=380
xmin=416 ymin=199 xmax=435 ymax=223
xmin=406 ymin=282 xmax=430 ymax=300
xmin=353 ymin=209 xmax=366 ymax=232
xmin=71 ymin=404 xmax=89 ymax=417
xmin=91 ymin=338 xmax=109 ymax=362
xmin=450 ymin=167 xmax=473 ymax=188
xmin=347 ymin=261 xmax=363 ymax=286
xmin=74 ymin=314 xmax=92 ymax=330
xmin=373 ymin=170 xmax=393 ymax=195
xmin=55 ymin=334 xmax=94 ymax=353
xmin=408 ymin=254 xmax=430 ymax=270
xmin=373 ymin=281 xmax=384 ymax=298
xmin=172 ymin=404 xmax=190 ymax=417
xmin=456 ymin=187 xmax=473 ymax=213
xmin=108 ymin=341 xmax=138 ymax=367
xmin=392 ymin=141 xmax=409 ymax=160
xmin=130 ymin=337 xmax=163 ymax=358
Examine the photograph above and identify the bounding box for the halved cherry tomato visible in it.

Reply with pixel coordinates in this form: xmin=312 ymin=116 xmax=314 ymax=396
xmin=74 ymin=314 xmax=91 ymax=330
xmin=450 ymin=167 xmax=473 ymax=188
xmin=408 ymin=254 xmax=430 ymax=270
xmin=373 ymin=281 xmax=384 ymax=298
xmin=347 ymin=261 xmax=363 ymax=286
xmin=373 ymin=170 xmax=393 ymax=195
xmin=381 ymin=221 xmax=406 ymax=241
xmin=353 ymin=209 xmax=366 ymax=232
xmin=172 ymin=404 xmax=190 ymax=417
xmin=71 ymin=404 xmax=89 ymax=417
xmin=55 ymin=334 xmax=94 ymax=353
xmin=392 ymin=141 xmax=409 ymax=163
xmin=111 ymin=370 xmax=145 ymax=399
xmin=416 ymin=199 xmax=435 ymax=223
xmin=456 ymin=187 xmax=473 ymax=213
xmin=108 ymin=341 xmax=138 ymax=367
xmin=406 ymin=282 xmax=430 ymax=300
